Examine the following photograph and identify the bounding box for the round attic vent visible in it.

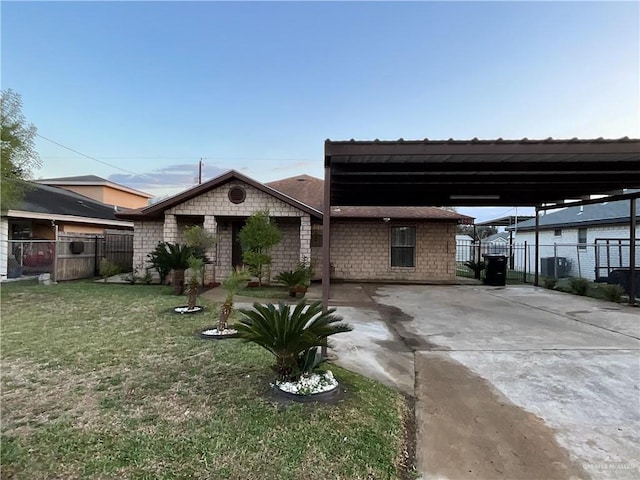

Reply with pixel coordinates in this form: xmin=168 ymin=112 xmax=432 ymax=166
xmin=228 ymin=186 xmax=246 ymax=204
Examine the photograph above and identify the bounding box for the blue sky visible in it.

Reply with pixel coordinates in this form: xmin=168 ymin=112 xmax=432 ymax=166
xmin=2 ymin=1 xmax=639 ymax=221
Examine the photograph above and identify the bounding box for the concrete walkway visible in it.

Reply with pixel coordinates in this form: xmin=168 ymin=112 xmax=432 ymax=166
xmin=329 ymin=284 xmax=640 ymax=480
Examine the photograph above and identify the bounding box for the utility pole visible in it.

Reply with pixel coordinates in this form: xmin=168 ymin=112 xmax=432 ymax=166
xmin=198 ymin=158 xmax=203 ymax=184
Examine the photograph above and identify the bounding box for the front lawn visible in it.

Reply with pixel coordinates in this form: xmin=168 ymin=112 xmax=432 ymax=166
xmin=1 ymin=281 xmax=412 ymax=479
xmin=237 ymin=285 xmax=292 ymax=299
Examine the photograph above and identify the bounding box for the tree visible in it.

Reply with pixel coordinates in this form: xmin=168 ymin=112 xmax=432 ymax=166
xmin=1 ymin=89 xmax=41 ymax=211
xmin=457 ymin=224 xmax=498 ymax=239
xmin=184 ymin=225 xmax=217 ymax=262
xmin=238 ymin=210 xmax=282 ymax=286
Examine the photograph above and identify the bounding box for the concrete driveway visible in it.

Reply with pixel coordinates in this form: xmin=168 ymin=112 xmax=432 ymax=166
xmin=329 ymin=284 xmax=640 ymax=480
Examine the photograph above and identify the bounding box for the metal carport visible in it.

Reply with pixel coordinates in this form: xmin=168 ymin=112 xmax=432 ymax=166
xmin=322 ymin=138 xmax=640 ymax=308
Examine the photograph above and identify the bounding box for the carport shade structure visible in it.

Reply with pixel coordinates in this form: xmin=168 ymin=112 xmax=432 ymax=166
xmin=322 ymin=138 xmax=640 ymax=311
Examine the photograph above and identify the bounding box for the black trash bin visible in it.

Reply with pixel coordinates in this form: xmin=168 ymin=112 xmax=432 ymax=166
xmin=483 ymin=254 xmax=507 ymax=286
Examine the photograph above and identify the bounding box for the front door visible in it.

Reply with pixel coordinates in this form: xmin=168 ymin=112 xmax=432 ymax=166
xmin=231 ymin=221 xmax=244 ymax=268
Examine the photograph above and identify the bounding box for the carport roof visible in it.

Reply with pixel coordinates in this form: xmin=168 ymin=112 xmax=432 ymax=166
xmin=324 ymin=138 xmax=640 ymax=207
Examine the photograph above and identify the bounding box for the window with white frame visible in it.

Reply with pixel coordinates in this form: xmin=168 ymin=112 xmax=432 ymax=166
xmin=391 ymin=226 xmax=416 ymax=267
xmin=578 ymin=228 xmax=587 ymax=250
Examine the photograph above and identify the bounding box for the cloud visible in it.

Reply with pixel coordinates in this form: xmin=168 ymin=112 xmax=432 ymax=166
xmin=109 ymin=163 xmax=227 ymax=192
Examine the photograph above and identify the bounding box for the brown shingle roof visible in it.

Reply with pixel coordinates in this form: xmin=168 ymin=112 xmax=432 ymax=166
xmin=331 ymin=206 xmax=473 ymax=223
xmin=265 ymin=174 xmax=324 ymax=211
xmin=267 ymin=174 xmax=473 ymax=223
xmin=115 ymin=170 xmax=322 ymax=220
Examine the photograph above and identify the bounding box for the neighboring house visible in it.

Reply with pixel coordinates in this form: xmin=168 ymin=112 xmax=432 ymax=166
xmin=37 ymin=175 xmax=153 ymax=209
xmin=116 ymin=170 xmax=472 ymax=284
xmin=509 ymin=198 xmax=640 ymax=280
xmin=455 ymin=234 xmax=474 ymax=262
xmin=482 ymin=231 xmax=510 ymax=255
xmin=1 ymin=183 xmax=134 ymax=280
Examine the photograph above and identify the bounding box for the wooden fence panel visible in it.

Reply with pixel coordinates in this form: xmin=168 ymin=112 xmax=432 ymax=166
xmin=56 ymin=233 xmax=103 ymax=281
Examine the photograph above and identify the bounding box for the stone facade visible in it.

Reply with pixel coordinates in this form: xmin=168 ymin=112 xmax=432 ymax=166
xmin=130 ymin=178 xmax=460 ymax=285
xmin=329 ymin=220 xmax=457 ymax=283
xmin=132 ymin=180 xmax=311 ymax=284
xmin=132 ymin=220 xmax=164 ymax=279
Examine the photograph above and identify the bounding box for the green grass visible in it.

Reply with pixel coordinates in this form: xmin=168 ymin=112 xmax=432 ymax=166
xmin=237 ymin=285 xmax=293 ymax=299
xmin=1 ymin=281 xmax=411 ymax=479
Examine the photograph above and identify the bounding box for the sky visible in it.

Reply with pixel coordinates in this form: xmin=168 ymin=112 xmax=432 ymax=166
xmin=2 ymin=1 xmax=639 ymax=222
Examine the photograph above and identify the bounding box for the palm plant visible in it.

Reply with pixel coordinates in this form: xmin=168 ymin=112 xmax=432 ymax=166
xmin=236 ymin=300 xmax=352 ymax=381
xmin=218 ymin=267 xmax=251 ymax=331
xmin=147 ymin=242 xmax=194 ymax=294
xmin=186 ymin=256 xmax=204 ymax=309
xmin=464 ymin=260 xmax=485 ymax=280
xmin=275 ymin=269 xmax=307 ymax=297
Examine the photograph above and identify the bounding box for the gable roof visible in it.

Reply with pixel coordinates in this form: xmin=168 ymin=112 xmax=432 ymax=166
xmin=484 ymin=231 xmax=510 ymax=243
xmin=6 ymin=182 xmax=129 ymax=223
xmin=266 ymin=174 xmax=324 ymax=211
xmin=115 ymin=170 xmax=323 ymax=220
xmin=115 ymin=170 xmax=474 ymax=224
xmin=266 ymin=174 xmax=473 ymax=223
xmin=37 ymin=175 xmax=154 ymax=198
xmin=509 ymin=196 xmax=640 ymax=231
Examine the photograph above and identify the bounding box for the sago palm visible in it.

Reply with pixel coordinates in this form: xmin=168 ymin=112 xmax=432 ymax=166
xmin=236 ymin=300 xmax=352 ymax=380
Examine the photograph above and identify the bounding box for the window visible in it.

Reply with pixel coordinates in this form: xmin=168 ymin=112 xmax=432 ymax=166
xmin=578 ymin=228 xmax=587 ymax=250
xmin=391 ymin=226 xmax=416 ymax=267
xmin=554 ymin=229 xmax=562 ymax=237
xmin=228 ymin=186 xmax=246 ymax=204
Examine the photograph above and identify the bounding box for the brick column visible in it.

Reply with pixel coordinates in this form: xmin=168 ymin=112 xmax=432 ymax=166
xmin=203 ymin=215 xmax=217 ymax=284
xmin=300 ymin=214 xmax=311 ymax=264
xmin=163 ymin=214 xmax=178 ymax=243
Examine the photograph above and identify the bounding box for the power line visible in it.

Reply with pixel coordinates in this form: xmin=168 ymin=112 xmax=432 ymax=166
xmin=36 ymin=134 xmax=156 ymax=179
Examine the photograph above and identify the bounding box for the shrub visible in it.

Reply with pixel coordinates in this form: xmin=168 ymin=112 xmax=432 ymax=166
xmin=569 ymin=277 xmax=589 ymax=296
xmin=184 ymin=225 xmax=217 ymax=262
xmin=601 ymin=284 xmax=625 ymax=303
xmin=542 ymin=277 xmax=557 ymax=289
xmin=147 ymin=242 xmax=194 ymax=294
xmin=275 ymin=269 xmax=307 ymax=297
xmin=464 ymin=260 xmax=485 ymax=279
xmin=297 ymin=256 xmax=313 ymax=286
xmin=236 ymin=300 xmax=352 ymax=381
xmin=238 ymin=210 xmax=282 ymax=286
xmin=99 ymin=258 xmax=121 ymax=282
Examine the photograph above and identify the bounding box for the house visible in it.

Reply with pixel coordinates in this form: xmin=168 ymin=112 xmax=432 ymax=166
xmin=1 ymin=182 xmax=135 ymax=280
xmin=455 ymin=234 xmax=474 ymax=262
xmin=509 ymin=198 xmax=640 ymax=280
xmin=116 ymin=170 xmax=473 ymax=284
xmin=482 ymin=231 xmax=510 ymax=255
xmin=37 ymin=175 xmax=153 ymax=209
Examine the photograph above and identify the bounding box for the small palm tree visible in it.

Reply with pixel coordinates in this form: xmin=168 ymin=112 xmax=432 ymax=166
xmin=218 ymin=267 xmax=251 ymax=331
xmin=147 ymin=242 xmax=194 ymax=293
xmin=275 ymin=269 xmax=307 ymax=297
xmin=186 ymin=256 xmax=204 ymax=310
xmin=464 ymin=260 xmax=485 ymax=280
xmin=236 ymin=300 xmax=352 ymax=381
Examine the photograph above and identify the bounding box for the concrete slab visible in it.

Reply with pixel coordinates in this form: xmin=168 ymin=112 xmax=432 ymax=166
xmin=364 ymin=284 xmax=640 ymax=480
xmin=330 ymin=306 xmax=414 ymax=396
xmin=372 ymin=285 xmax=640 ymax=351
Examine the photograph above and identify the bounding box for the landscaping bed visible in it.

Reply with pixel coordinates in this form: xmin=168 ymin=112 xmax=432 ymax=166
xmin=0 ymin=281 xmax=413 ymax=479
